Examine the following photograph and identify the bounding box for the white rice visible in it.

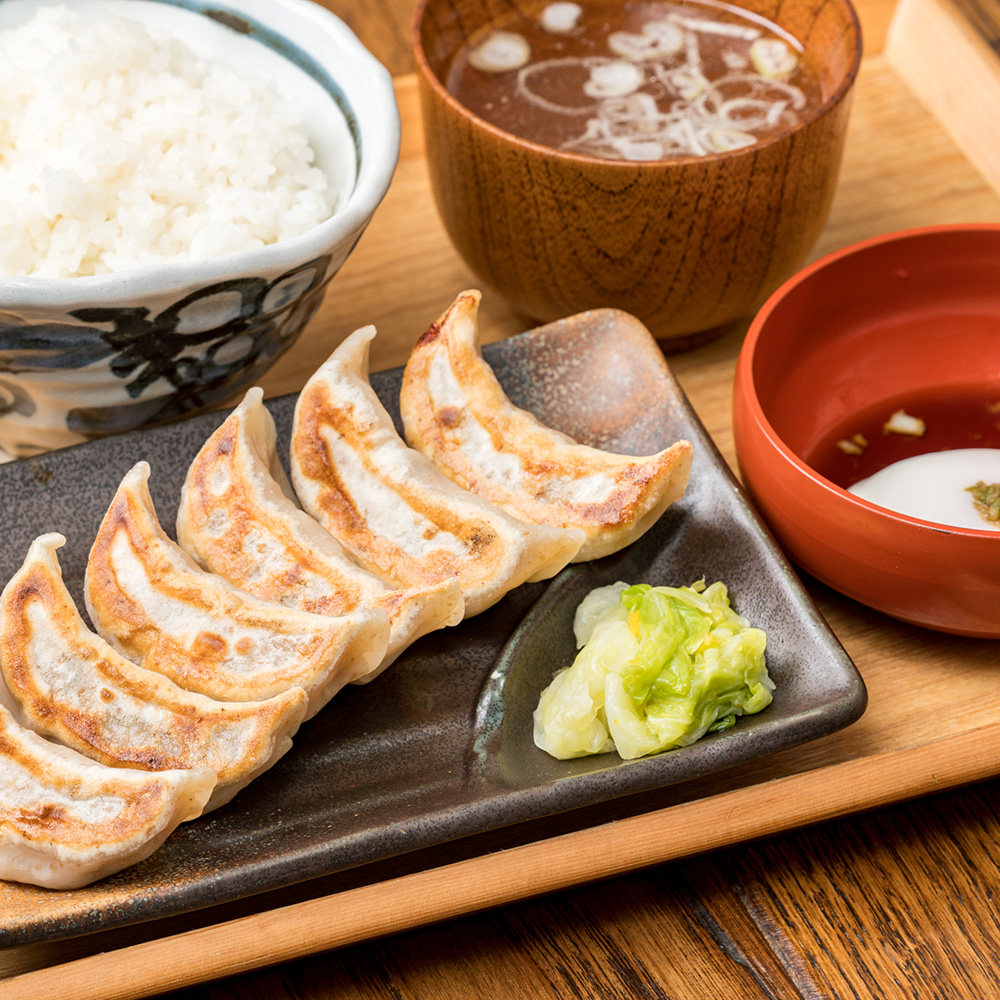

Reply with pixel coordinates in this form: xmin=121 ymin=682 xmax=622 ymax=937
xmin=0 ymin=5 xmax=338 ymax=278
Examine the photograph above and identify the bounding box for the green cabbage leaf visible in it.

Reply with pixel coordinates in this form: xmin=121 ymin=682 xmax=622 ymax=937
xmin=533 ymin=580 xmax=773 ymax=760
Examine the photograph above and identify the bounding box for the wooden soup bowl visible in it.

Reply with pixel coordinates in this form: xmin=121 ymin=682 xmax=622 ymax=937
xmin=412 ymin=0 xmax=862 ymax=349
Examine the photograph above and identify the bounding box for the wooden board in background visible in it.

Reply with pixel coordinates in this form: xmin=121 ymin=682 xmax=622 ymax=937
xmin=886 ymin=0 xmax=1000 ymax=195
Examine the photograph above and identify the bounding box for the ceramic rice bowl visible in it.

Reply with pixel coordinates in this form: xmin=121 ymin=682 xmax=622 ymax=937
xmin=0 ymin=0 xmax=400 ymax=459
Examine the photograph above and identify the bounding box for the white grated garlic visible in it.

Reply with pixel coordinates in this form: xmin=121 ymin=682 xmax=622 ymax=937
xmin=883 ymin=410 xmax=927 ymax=437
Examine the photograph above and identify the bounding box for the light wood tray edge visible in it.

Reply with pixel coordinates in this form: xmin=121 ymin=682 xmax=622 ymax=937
xmin=4 ymin=722 xmax=998 ymax=1000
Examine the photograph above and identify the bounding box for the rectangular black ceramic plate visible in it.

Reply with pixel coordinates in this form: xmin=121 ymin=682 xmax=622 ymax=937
xmin=0 ymin=311 xmax=866 ymax=945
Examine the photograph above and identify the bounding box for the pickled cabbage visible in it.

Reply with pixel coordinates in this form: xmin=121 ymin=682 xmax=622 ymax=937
xmin=533 ymin=580 xmax=773 ymax=760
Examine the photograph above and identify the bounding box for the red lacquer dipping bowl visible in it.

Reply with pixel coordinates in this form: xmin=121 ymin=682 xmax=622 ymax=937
xmin=733 ymin=224 xmax=1000 ymax=638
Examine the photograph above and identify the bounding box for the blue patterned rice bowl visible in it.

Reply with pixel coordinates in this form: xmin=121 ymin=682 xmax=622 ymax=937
xmin=0 ymin=0 xmax=400 ymax=458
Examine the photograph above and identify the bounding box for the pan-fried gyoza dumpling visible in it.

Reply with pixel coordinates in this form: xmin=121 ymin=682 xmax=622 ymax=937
xmin=289 ymin=326 xmax=585 ymax=618
xmin=0 ymin=698 xmax=214 ymax=889
xmin=400 ymin=291 xmax=694 ymax=562
xmin=85 ymin=462 xmax=390 ymax=718
xmin=176 ymin=387 xmax=463 ymax=676
xmin=0 ymin=534 xmax=308 ymax=814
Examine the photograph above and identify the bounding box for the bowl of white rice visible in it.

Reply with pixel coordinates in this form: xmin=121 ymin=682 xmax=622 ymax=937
xmin=0 ymin=0 xmax=400 ymax=458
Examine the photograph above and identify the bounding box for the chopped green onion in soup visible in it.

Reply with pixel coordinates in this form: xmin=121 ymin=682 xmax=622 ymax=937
xmin=448 ymin=1 xmax=819 ymax=161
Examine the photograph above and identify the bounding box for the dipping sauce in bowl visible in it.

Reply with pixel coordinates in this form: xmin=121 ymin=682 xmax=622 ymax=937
xmin=732 ymin=224 xmax=1000 ymax=638
xmin=804 ymin=384 xmax=1000 ymax=531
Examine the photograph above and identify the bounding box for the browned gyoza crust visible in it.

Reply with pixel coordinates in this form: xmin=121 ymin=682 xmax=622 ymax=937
xmin=0 ymin=533 xmax=308 ymax=814
xmin=400 ymin=291 xmax=693 ymax=562
xmin=0 ymin=700 xmax=214 ymax=890
xmin=176 ymin=387 xmax=463 ymax=676
xmin=290 ymin=325 xmax=585 ymax=618
xmin=85 ymin=462 xmax=390 ymax=718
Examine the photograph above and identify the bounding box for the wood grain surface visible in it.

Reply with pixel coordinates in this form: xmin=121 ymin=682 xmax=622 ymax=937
xmin=179 ymin=780 xmax=1000 ymax=999
xmin=885 ymin=0 xmax=1000 ymax=194
xmin=3 ymin=0 xmax=1000 ymax=997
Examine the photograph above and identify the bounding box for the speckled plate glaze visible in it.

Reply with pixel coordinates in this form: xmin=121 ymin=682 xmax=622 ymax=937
xmin=0 ymin=309 xmax=865 ymax=945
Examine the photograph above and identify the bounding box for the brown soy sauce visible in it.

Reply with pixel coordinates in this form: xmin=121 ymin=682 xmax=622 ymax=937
xmin=804 ymin=384 xmax=1000 ymax=490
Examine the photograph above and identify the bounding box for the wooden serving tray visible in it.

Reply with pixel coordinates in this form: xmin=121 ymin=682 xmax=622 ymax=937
xmin=3 ymin=55 xmax=1000 ymax=999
